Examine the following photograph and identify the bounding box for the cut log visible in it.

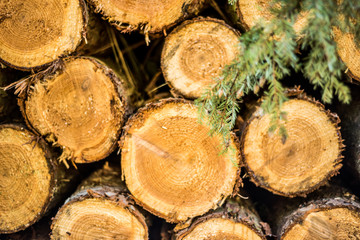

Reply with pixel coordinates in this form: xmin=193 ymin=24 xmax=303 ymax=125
xmin=120 ymin=98 xmax=241 ymax=223
xmin=172 ymin=197 xmax=268 ymax=240
xmin=0 ymin=0 xmax=86 ymax=70
xmin=19 ymin=57 xmax=129 ymax=164
xmin=230 ymin=0 xmax=307 ymax=35
xmin=333 ymin=28 xmax=360 ymax=82
xmin=161 ymin=17 xmax=240 ymax=99
xmin=0 ymin=124 xmax=76 ymax=234
xmin=241 ymin=92 xmax=343 ymax=197
xmin=51 ymin=164 xmax=148 ymax=240
xmin=86 ymin=0 xmax=204 ymax=35
xmin=277 ymin=194 xmax=360 ymax=239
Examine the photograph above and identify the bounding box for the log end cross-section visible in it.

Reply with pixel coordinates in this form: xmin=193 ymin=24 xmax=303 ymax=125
xmin=176 ymin=218 xmax=264 ymax=240
xmin=0 ymin=0 xmax=86 ymax=70
xmin=0 ymin=125 xmax=54 ymax=234
xmin=235 ymin=0 xmax=308 ymax=35
xmin=22 ymin=57 xmax=128 ymax=164
xmin=51 ymin=164 xmax=148 ymax=239
xmin=120 ymin=99 xmax=241 ymax=223
xmin=161 ymin=18 xmax=240 ymax=99
xmin=242 ymin=98 xmax=343 ymax=197
xmin=51 ymin=192 xmax=148 ymax=240
xmin=173 ymin=197 xmax=268 ymax=240
xmin=333 ymin=27 xmax=360 ymax=82
xmin=87 ymin=0 xmax=204 ymax=34
xmin=280 ymin=198 xmax=360 ymax=239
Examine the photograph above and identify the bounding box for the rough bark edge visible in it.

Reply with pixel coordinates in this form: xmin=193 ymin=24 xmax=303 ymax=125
xmin=50 ymin=186 xmax=149 ymax=239
xmin=240 ymin=87 xmax=345 ymax=198
xmin=119 ymin=98 xmax=242 ymax=223
xmin=0 ymin=0 xmax=89 ymax=72
xmin=172 ymin=199 xmax=268 ymax=240
xmin=234 ymin=0 xmax=251 ymax=31
xmin=161 ymin=17 xmax=241 ymax=100
xmin=18 ymin=56 xmax=130 ymax=164
xmin=279 ymin=196 xmax=360 ymax=238
xmin=0 ymin=124 xmax=56 ymax=234
xmin=85 ymin=0 xmax=205 ymax=36
xmin=345 ymin=68 xmax=360 ymax=83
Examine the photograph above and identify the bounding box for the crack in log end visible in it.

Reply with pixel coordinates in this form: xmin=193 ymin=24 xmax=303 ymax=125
xmin=131 ymin=134 xmax=170 ymax=159
xmin=121 ymin=99 xmax=240 ymax=223
xmin=81 ymin=78 xmax=91 ymax=91
xmin=164 ymin=44 xmax=180 ymax=63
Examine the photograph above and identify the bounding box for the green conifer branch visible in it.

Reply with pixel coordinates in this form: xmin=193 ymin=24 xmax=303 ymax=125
xmin=196 ymin=18 xmax=297 ymax=145
xmin=196 ymin=0 xmax=358 ymax=149
xmin=301 ymin=0 xmax=351 ymax=104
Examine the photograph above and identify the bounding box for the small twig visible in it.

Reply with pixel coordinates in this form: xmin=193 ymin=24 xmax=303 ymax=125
xmin=148 ymin=83 xmax=168 ymax=94
xmin=22 ymin=134 xmax=42 ymax=150
xmin=106 ymin=26 xmax=137 ymax=92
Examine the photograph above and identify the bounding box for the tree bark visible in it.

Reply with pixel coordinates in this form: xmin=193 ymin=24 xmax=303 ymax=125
xmin=19 ymin=56 xmax=129 ymax=164
xmin=241 ymin=89 xmax=344 ymax=197
xmin=86 ymin=0 xmax=205 ymax=36
xmin=272 ymin=187 xmax=360 ymax=239
xmin=0 ymin=124 xmax=77 ymax=234
xmin=161 ymin=17 xmax=240 ymax=99
xmin=51 ymin=163 xmax=149 ymax=240
xmin=0 ymin=0 xmax=87 ymax=70
xmin=120 ymin=98 xmax=241 ymax=223
xmin=171 ymin=197 xmax=269 ymax=240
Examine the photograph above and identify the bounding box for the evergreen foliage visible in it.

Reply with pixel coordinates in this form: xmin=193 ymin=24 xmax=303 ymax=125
xmin=196 ymin=0 xmax=358 ymax=147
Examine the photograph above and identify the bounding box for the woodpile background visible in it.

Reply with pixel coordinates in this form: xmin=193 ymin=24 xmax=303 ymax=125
xmin=0 ymin=0 xmax=359 ymax=239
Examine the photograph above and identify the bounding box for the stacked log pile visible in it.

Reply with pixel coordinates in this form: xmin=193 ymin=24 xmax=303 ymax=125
xmin=1 ymin=0 xmax=359 ymax=239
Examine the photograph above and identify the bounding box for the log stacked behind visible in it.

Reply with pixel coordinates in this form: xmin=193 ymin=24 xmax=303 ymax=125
xmin=51 ymin=164 xmax=148 ymax=239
